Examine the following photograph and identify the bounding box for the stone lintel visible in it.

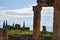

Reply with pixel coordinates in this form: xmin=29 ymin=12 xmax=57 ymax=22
xmin=37 ymin=0 xmax=54 ymax=7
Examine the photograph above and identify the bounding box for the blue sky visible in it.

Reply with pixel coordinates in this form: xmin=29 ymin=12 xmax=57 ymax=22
xmin=0 ymin=0 xmax=54 ymax=32
xmin=0 ymin=0 xmax=36 ymax=9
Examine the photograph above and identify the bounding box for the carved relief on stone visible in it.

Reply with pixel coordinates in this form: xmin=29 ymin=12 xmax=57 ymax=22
xmin=46 ymin=0 xmax=54 ymax=6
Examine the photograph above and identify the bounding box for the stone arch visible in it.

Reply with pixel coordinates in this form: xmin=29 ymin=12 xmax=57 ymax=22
xmin=33 ymin=0 xmax=60 ymax=40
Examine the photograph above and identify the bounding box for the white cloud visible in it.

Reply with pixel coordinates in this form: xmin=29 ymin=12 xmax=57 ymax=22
xmin=23 ymin=3 xmax=37 ymax=8
xmin=41 ymin=7 xmax=54 ymax=16
xmin=0 ymin=15 xmax=11 ymax=20
xmin=0 ymin=7 xmax=33 ymax=20
xmin=27 ymin=3 xmax=37 ymax=7
xmin=14 ymin=7 xmax=33 ymax=13
xmin=0 ymin=6 xmax=54 ymax=20
xmin=2 ymin=7 xmax=33 ymax=13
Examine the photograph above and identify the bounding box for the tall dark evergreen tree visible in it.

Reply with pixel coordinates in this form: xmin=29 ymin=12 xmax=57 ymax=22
xmin=3 ymin=20 xmax=5 ymax=28
xmin=12 ymin=22 xmax=14 ymax=27
xmin=6 ymin=20 xmax=7 ymax=26
xmin=23 ymin=21 xmax=25 ymax=28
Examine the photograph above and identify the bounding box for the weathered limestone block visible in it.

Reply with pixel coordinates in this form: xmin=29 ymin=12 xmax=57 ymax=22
xmin=1 ymin=28 xmax=8 ymax=40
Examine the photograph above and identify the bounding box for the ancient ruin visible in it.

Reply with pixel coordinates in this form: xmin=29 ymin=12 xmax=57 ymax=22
xmin=33 ymin=0 xmax=60 ymax=40
xmin=42 ymin=25 xmax=46 ymax=32
xmin=3 ymin=20 xmax=30 ymax=30
xmin=1 ymin=28 xmax=8 ymax=40
xmin=0 ymin=0 xmax=60 ymax=40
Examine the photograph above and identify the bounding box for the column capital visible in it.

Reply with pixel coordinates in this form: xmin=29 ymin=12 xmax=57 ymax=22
xmin=33 ymin=6 xmax=41 ymax=11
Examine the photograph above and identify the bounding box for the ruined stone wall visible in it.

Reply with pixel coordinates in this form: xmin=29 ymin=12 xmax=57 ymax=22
xmin=0 ymin=30 xmax=53 ymax=40
xmin=8 ymin=34 xmax=33 ymax=40
xmin=8 ymin=35 xmax=53 ymax=40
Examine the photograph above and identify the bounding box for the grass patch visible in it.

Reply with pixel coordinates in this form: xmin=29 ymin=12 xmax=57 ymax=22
xmin=8 ymin=30 xmax=53 ymax=35
xmin=8 ymin=30 xmax=33 ymax=35
xmin=41 ymin=31 xmax=53 ymax=35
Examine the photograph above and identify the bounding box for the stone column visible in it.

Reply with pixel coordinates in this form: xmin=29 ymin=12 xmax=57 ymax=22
xmin=33 ymin=6 xmax=42 ymax=40
xmin=53 ymin=9 xmax=60 ymax=40
xmin=42 ymin=25 xmax=46 ymax=32
xmin=53 ymin=3 xmax=60 ymax=40
xmin=1 ymin=28 xmax=8 ymax=40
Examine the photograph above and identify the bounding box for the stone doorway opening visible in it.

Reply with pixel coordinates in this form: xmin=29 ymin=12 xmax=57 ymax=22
xmin=41 ymin=7 xmax=54 ymax=32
